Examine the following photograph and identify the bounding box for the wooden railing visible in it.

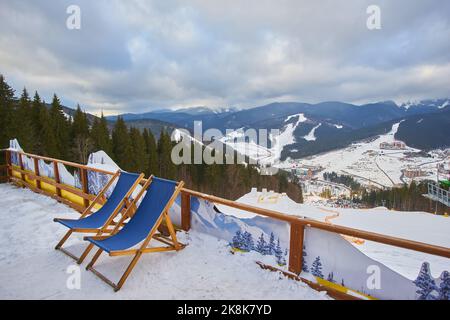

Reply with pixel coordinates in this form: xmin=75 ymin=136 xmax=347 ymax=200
xmin=3 ymin=149 xmax=450 ymax=278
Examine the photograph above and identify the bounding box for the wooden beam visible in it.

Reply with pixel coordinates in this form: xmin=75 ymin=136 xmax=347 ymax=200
xmin=256 ymin=261 xmax=362 ymax=300
xmin=18 ymin=153 xmax=26 ymax=182
xmin=53 ymin=161 xmax=62 ymax=197
xmin=181 ymin=192 xmax=191 ymax=231
xmin=288 ymin=223 xmax=304 ymax=275
xmin=80 ymin=168 xmax=89 ymax=208
xmin=33 ymin=157 xmax=41 ymax=189
xmin=5 ymin=150 xmax=11 ymax=182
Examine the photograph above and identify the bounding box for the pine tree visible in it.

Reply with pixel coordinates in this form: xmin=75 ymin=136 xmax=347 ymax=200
xmin=16 ymin=88 xmax=34 ymax=151
xmin=274 ymin=238 xmax=285 ymax=266
xmin=267 ymin=232 xmax=276 ymax=255
xmin=256 ymin=233 xmax=267 ymax=254
xmin=0 ymin=74 xmax=16 ymax=148
xmin=327 ymin=272 xmax=335 ymax=283
xmin=71 ymin=105 xmax=91 ymax=163
xmin=413 ymin=262 xmax=438 ymax=300
xmin=438 ymin=271 xmax=450 ymax=300
xmin=90 ymin=112 xmax=112 ymax=154
xmin=129 ymin=127 xmax=147 ymax=173
xmin=302 ymin=245 xmax=309 ymax=272
xmin=157 ymin=130 xmax=176 ymax=179
xmin=30 ymin=91 xmax=45 ymax=153
xmin=142 ymin=128 xmax=158 ymax=176
xmin=231 ymin=230 xmax=243 ymax=249
xmin=49 ymin=94 xmax=70 ymax=159
xmin=39 ymin=100 xmax=58 ymax=157
xmin=112 ymin=117 xmax=133 ymax=169
xmin=241 ymin=231 xmax=254 ymax=251
xmin=311 ymin=256 xmax=324 ymax=278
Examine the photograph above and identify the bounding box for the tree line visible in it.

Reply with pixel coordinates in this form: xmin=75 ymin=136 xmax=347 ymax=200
xmin=360 ymin=181 xmax=446 ymax=215
xmin=0 ymin=75 xmax=303 ymax=201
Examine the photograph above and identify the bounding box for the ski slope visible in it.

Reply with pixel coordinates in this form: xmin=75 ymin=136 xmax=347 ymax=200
xmin=0 ymin=184 xmax=329 ymax=300
xmin=280 ymin=122 xmax=448 ymax=187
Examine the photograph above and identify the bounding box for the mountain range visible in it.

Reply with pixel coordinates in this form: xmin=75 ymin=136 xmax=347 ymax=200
xmin=58 ymin=98 xmax=450 ymax=159
xmin=102 ymin=99 xmax=450 ymax=159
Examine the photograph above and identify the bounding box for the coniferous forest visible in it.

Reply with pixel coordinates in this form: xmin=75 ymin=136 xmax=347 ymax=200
xmin=0 ymin=75 xmax=303 ymax=202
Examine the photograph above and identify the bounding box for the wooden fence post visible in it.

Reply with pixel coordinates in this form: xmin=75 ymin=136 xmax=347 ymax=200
xmin=288 ymin=223 xmax=305 ymax=275
xmin=5 ymin=150 xmax=11 ymax=182
xmin=80 ymin=168 xmax=89 ymax=208
xmin=18 ymin=153 xmax=26 ymax=182
xmin=53 ymin=161 xmax=62 ymax=197
xmin=33 ymin=157 xmax=41 ymax=189
xmin=181 ymin=192 xmax=191 ymax=231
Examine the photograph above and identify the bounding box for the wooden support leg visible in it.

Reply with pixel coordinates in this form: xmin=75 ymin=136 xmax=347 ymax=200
xmin=77 ymin=242 xmax=95 ymax=264
xmin=86 ymin=248 xmax=104 ymax=270
xmin=164 ymin=212 xmax=180 ymax=250
xmin=115 ymin=252 xmax=143 ymax=292
xmin=55 ymin=230 xmax=73 ymax=249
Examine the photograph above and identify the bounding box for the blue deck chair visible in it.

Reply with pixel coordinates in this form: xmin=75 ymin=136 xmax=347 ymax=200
xmin=54 ymin=170 xmax=144 ymax=263
xmin=84 ymin=176 xmax=185 ymax=291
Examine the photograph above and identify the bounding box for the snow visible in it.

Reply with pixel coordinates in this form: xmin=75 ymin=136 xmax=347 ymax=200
xmin=303 ymin=123 xmax=322 ymax=141
xmin=0 ymin=184 xmax=329 ymax=300
xmin=278 ymin=121 xmax=447 ymax=187
xmin=87 ymin=150 xmax=120 ymax=173
xmin=438 ymin=100 xmax=449 ymax=109
xmin=218 ymin=113 xmax=308 ymax=166
xmin=216 ymin=188 xmax=450 ymax=280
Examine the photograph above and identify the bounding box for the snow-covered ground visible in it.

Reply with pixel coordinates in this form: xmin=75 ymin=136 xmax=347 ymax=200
xmin=279 ymin=122 xmax=448 ymax=188
xmin=0 ymin=184 xmax=329 ymax=300
xmin=217 ymin=189 xmax=450 ymax=280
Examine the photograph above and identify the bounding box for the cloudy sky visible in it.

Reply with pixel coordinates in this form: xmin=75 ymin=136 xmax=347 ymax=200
xmin=0 ymin=0 xmax=449 ymax=115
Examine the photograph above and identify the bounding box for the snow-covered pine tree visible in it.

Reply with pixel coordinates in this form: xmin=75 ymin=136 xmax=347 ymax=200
xmin=311 ymin=256 xmax=324 ymax=278
xmin=256 ymin=233 xmax=267 ymax=254
xmin=242 ymin=231 xmax=254 ymax=251
xmin=274 ymin=238 xmax=285 ymax=266
xmin=438 ymin=271 xmax=450 ymax=300
xmin=327 ymin=272 xmax=335 ymax=283
xmin=231 ymin=230 xmax=243 ymax=250
xmin=413 ymin=262 xmax=438 ymax=300
xmin=267 ymin=232 xmax=275 ymax=255
xmin=302 ymin=245 xmax=308 ymax=272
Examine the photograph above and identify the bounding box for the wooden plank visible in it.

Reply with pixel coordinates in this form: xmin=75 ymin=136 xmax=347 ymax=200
xmin=255 ymin=261 xmax=362 ymax=300
xmin=181 ymin=192 xmax=191 ymax=231
xmin=288 ymin=223 xmax=304 ymax=275
xmin=53 ymin=161 xmax=62 ymax=197
xmin=80 ymin=168 xmax=90 ymax=207
xmin=5 ymin=150 xmax=11 ymax=182
xmin=12 ymin=167 xmax=99 ymax=202
xmin=33 ymin=157 xmax=41 ymax=189
xmin=18 ymin=153 xmax=26 ymax=182
xmin=10 ymin=176 xmax=85 ymax=212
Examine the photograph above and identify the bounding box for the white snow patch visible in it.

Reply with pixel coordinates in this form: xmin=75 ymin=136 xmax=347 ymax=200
xmin=303 ymin=123 xmax=322 ymax=141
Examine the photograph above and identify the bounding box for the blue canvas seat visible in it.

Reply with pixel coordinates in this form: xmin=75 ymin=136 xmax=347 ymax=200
xmin=84 ymin=176 xmax=185 ymax=291
xmin=55 ymin=172 xmax=141 ymax=230
xmin=86 ymin=177 xmax=177 ymax=253
xmin=53 ymin=170 xmax=144 ymax=264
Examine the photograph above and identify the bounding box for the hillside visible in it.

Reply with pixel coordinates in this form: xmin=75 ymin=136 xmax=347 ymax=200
xmin=395 ymin=108 xmax=450 ymax=150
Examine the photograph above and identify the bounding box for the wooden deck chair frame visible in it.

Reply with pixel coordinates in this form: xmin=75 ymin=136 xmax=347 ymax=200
xmin=85 ymin=176 xmax=185 ymax=291
xmin=54 ymin=171 xmax=145 ymax=264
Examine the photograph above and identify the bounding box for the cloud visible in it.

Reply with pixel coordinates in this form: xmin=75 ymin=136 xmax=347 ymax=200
xmin=0 ymin=0 xmax=449 ymax=114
